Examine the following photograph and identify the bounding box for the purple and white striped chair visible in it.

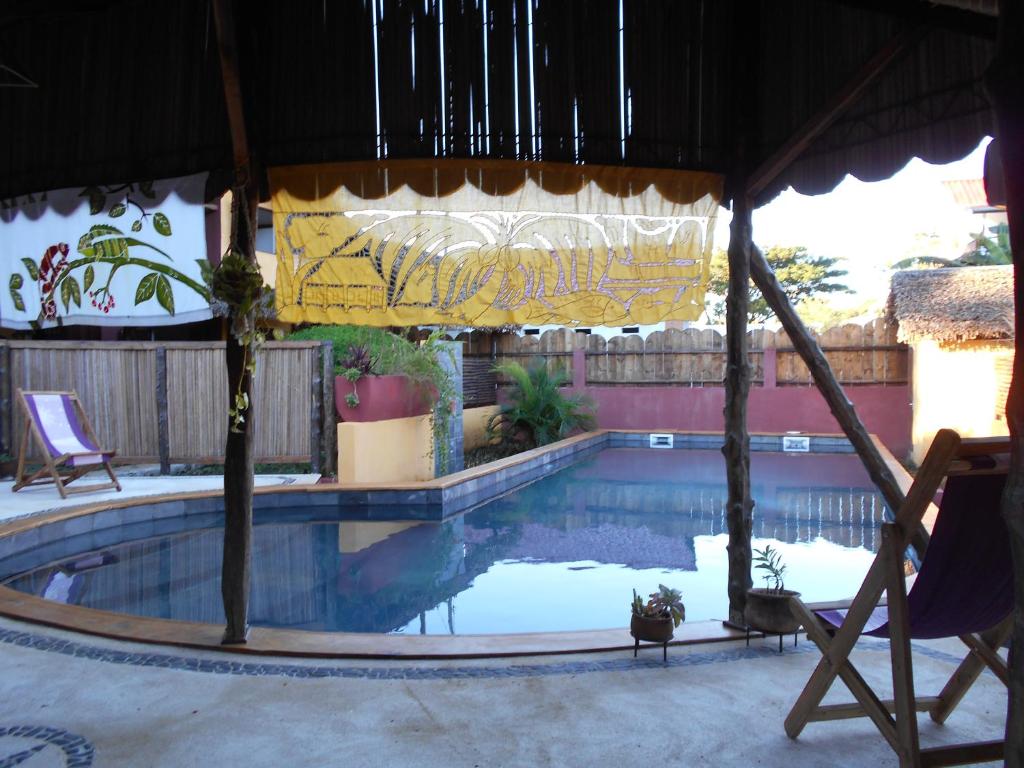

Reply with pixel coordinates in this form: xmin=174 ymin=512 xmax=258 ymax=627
xmin=12 ymin=389 xmax=121 ymax=498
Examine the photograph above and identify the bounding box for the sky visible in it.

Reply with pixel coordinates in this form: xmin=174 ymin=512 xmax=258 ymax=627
xmin=713 ymin=137 xmax=993 ymax=302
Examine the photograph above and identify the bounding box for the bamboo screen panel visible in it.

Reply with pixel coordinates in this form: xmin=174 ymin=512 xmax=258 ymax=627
xmin=165 ymin=343 xmax=316 ymax=462
xmin=7 ymin=342 xmax=159 ymax=461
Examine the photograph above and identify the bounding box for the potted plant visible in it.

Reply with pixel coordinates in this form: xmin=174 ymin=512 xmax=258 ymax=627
xmin=630 ymin=584 xmax=685 ymax=643
xmin=744 ymin=544 xmax=801 ymax=634
xmin=287 ymin=325 xmax=460 ymax=472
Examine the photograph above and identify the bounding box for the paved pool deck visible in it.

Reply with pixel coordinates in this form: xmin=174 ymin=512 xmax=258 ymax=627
xmin=0 ymin=615 xmax=1008 ymax=767
xmin=0 ymin=469 xmax=321 ymax=525
xmin=0 ymin=467 xmax=1008 ymax=766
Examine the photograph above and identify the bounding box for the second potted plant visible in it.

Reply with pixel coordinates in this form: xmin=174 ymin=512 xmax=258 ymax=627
xmin=744 ymin=544 xmax=801 ymax=634
xmin=630 ymin=584 xmax=685 ymax=654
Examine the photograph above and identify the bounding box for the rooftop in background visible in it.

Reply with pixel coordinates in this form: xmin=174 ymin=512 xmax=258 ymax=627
xmin=888 ymin=265 xmax=1013 ymax=343
xmin=942 ymin=178 xmax=1006 ymax=213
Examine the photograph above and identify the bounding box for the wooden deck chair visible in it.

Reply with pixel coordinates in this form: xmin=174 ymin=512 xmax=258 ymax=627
xmin=784 ymin=429 xmax=1012 ymax=768
xmin=12 ymin=389 xmax=122 ymax=499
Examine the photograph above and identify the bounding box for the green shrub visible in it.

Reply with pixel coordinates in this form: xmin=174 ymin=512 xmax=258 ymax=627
xmin=488 ymin=361 xmax=596 ymax=448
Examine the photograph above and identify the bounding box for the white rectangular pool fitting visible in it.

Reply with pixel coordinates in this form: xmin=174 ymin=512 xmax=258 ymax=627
xmin=782 ymin=435 xmax=811 ymax=452
xmin=649 ymin=433 xmax=674 ymax=449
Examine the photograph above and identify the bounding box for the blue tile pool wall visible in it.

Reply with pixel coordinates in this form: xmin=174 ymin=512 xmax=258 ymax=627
xmin=0 ymin=431 xmax=857 ymax=582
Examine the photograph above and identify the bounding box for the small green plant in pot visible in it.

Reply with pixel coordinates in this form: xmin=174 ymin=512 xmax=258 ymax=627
xmin=630 ymin=584 xmax=685 ymax=644
xmin=744 ymin=544 xmax=801 ymax=634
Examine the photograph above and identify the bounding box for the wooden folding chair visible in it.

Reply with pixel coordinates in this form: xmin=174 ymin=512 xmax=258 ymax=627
xmin=784 ymin=429 xmax=1012 ymax=768
xmin=11 ymin=389 xmax=122 ymax=499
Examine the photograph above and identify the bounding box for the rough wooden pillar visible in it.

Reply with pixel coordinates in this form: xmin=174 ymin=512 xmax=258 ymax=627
xmin=220 ymin=184 xmax=257 ymax=644
xmin=212 ymin=0 xmax=256 ymax=645
xmin=724 ymin=192 xmax=754 ymax=625
xmin=985 ymin=2 xmax=1024 ymax=762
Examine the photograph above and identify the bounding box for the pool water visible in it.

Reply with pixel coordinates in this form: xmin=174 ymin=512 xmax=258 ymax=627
xmin=3 ymin=448 xmax=888 ymax=634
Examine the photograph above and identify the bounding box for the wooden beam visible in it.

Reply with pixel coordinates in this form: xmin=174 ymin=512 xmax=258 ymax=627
xmin=747 ymin=25 xmax=925 ymax=200
xmin=211 ymin=0 xmax=249 ymax=173
xmin=827 ymin=0 xmax=997 ymax=40
xmin=212 ymin=0 xmax=257 ymax=646
xmin=748 ymin=246 xmax=931 ymax=558
xmin=984 ymin=2 xmax=1024 ymax=764
xmin=724 ymin=193 xmax=754 ymax=625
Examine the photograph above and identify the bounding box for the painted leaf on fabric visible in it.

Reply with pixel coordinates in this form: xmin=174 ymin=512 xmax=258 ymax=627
xmin=131 ymin=220 xmax=143 ymax=232
xmin=153 ymin=212 xmax=172 ymax=236
xmin=9 ymin=288 xmax=24 ymax=311
xmin=21 ymin=258 xmax=39 ymax=281
xmin=135 ymin=272 xmax=158 ymax=304
xmin=80 ymin=186 xmax=105 ymax=215
xmin=109 ymin=202 xmax=127 ymax=218
xmin=9 ymin=273 xmax=22 ymax=290
xmin=60 ymin=278 xmax=72 ymax=311
xmin=83 ymin=265 xmax=95 ymax=293
xmin=68 ymin=277 xmax=81 ymax=307
xmin=155 ymin=275 xmax=175 ymax=314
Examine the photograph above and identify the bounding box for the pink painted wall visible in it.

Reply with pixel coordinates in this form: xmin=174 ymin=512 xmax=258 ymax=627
xmin=567 ymin=348 xmax=911 ymax=460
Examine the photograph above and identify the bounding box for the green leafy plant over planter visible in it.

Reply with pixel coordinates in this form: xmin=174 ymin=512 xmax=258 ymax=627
xmin=631 ymin=585 xmax=686 ymax=627
xmin=287 ymin=325 xmax=460 ymax=472
xmin=753 ymin=544 xmax=787 ymax=594
xmin=487 ymin=361 xmax=596 ymax=448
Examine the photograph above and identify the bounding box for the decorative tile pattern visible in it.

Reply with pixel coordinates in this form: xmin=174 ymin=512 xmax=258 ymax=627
xmin=0 ymin=627 xmax=963 ymax=682
xmin=0 ymin=725 xmax=93 ymax=767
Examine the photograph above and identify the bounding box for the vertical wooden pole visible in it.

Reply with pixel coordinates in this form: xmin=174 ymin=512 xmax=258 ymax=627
xmin=724 ymin=192 xmax=754 ymax=625
xmin=212 ymin=0 xmax=257 ymax=645
xmin=310 ymin=345 xmax=322 ymax=476
xmin=155 ymin=345 xmax=170 ymax=474
xmin=986 ymin=2 xmax=1024 ymax=763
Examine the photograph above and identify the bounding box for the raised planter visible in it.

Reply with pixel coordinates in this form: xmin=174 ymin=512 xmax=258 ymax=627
xmin=744 ymin=588 xmax=802 ymax=634
xmin=335 ymin=374 xmax=435 ymax=422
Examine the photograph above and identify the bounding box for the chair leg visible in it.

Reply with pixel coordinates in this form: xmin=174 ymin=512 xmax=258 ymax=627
xmin=11 ymin=422 xmax=30 ymax=492
xmin=787 ymin=598 xmax=901 ymax=751
xmin=930 ymin=616 xmax=1013 ymax=724
xmin=882 ymin=526 xmax=921 ymax=768
xmin=104 ymin=461 xmax=122 ymax=491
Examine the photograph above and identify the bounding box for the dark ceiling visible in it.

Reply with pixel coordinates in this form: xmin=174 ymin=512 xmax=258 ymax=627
xmin=0 ymin=0 xmax=996 ymax=204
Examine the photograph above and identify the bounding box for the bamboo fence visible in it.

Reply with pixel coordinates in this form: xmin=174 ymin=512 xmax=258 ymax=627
xmin=0 ymin=340 xmax=334 ymax=472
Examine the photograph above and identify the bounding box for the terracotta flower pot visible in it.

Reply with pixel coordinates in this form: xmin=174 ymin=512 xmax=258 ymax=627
xmin=630 ymin=613 xmax=675 ymax=643
xmin=335 ymin=374 xmax=436 ymax=422
xmin=744 ymin=588 xmax=802 ymax=634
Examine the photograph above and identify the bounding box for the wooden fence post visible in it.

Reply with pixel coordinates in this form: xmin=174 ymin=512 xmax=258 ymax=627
xmin=310 ymin=345 xmax=322 ymax=476
xmin=155 ymin=346 xmax=171 ymax=474
xmin=321 ymin=341 xmax=336 ymax=478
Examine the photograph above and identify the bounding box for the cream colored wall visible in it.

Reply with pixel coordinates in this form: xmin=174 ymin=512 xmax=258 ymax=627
xmin=911 ymin=339 xmax=1011 ymax=464
xmin=255 ymin=250 xmax=277 ymax=288
xmin=463 ymin=405 xmax=501 ymax=451
xmin=337 ymin=415 xmax=434 ymax=483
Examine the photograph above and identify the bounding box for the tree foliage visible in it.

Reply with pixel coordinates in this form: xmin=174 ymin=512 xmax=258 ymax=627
xmin=706 ymin=246 xmax=852 ymax=324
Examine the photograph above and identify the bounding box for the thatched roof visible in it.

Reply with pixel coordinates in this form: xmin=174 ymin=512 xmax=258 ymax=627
xmin=888 ymin=266 xmax=1013 ymax=343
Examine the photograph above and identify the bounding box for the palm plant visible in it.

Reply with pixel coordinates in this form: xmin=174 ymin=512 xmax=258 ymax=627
xmin=488 ymin=360 xmax=596 ymax=448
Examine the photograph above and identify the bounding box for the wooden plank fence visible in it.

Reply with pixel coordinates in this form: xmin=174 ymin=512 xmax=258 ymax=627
xmin=0 ymin=340 xmax=335 ymax=473
xmin=462 ymin=319 xmax=906 ymax=391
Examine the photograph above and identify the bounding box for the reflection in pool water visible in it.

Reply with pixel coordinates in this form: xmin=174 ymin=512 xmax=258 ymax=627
xmin=3 ymin=448 xmax=888 ymax=634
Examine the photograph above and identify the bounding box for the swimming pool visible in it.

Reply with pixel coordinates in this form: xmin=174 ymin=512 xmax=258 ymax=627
xmin=1 ymin=447 xmax=887 ymax=635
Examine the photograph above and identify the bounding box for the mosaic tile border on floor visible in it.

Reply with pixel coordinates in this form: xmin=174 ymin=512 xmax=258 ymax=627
xmin=0 ymin=724 xmax=94 ymax=767
xmin=0 ymin=626 xmax=965 ymax=681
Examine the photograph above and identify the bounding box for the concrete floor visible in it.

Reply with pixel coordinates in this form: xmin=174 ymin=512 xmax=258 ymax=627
xmin=0 ymin=473 xmax=1008 ymax=766
xmin=0 ymin=616 xmax=1008 ymax=767
xmin=0 ymin=469 xmax=320 ymax=524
